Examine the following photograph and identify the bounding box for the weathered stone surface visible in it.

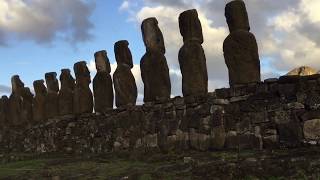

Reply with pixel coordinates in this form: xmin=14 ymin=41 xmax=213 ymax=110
xmin=11 ymin=75 xmax=24 ymax=96
xmin=8 ymin=75 xmax=25 ymax=126
xmin=211 ymin=126 xmax=226 ymax=149
xmin=59 ymin=69 xmax=75 ymax=115
xmin=225 ymin=0 xmax=250 ymax=33
xmin=141 ymin=17 xmax=165 ymax=54
xmin=223 ymin=30 xmax=260 ymax=86
xmin=277 ymin=120 xmax=303 ymax=147
xmin=113 ymin=40 xmax=137 ymax=107
xmin=21 ymin=87 xmax=34 ymax=124
xmin=303 ymin=119 xmax=320 ymax=140
xmin=178 ymin=9 xmax=208 ymax=97
xmin=33 ymin=80 xmax=47 ymax=122
xmin=93 ymin=51 xmax=113 ymax=112
xmin=224 ymin=0 xmax=260 ymax=86
xmin=74 ymin=61 xmax=93 ymax=114
xmin=141 ymin=18 xmax=171 ymax=102
xmin=45 ymin=72 xmax=59 ymax=93
xmin=179 ymin=9 xmax=203 ymax=43
xmin=0 ymin=96 xmax=9 ymax=127
xmin=94 ymin=50 xmax=111 ymax=73
xmin=45 ymin=72 xmax=59 ymax=118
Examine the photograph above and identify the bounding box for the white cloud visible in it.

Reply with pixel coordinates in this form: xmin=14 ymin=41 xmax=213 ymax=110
xmin=121 ymin=0 xmax=320 ymax=88
xmin=0 ymin=0 xmax=94 ymax=45
xmin=119 ymin=1 xmax=130 ymax=11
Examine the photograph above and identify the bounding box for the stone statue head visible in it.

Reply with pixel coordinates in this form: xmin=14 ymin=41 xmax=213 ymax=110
xmin=141 ymin=17 xmax=166 ymax=54
xmin=45 ymin=72 xmax=59 ymax=93
xmin=60 ymin=69 xmax=75 ymax=90
xmin=179 ymin=9 xmax=203 ymax=44
xmin=114 ymin=40 xmax=133 ymax=68
xmin=74 ymin=61 xmax=91 ymax=84
xmin=94 ymin=50 xmax=111 ymax=73
xmin=225 ymin=0 xmax=250 ymax=32
xmin=22 ymin=87 xmax=34 ymax=100
xmin=33 ymin=80 xmax=47 ymax=95
xmin=11 ymin=75 xmax=24 ymax=95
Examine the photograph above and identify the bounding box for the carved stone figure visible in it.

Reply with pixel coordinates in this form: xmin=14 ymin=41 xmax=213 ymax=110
xmin=113 ymin=40 xmax=137 ymax=107
xmin=21 ymin=87 xmax=34 ymax=124
xmin=140 ymin=17 xmax=171 ymax=102
xmin=0 ymin=96 xmax=9 ymax=127
xmin=33 ymin=80 xmax=47 ymax=122
xmin=223 ymin=0 xmax=261 ymax=86
xmin=45 ymin=72 xmax=59 ymax=118
xmin=178 ymin=9 xmax=208 ymax=97
xmin=93 ymin=51 xmax=113 ymax=113
xmin=59 ymin=69 xmax=75 ymax=115
xmin=74 ymin=61 xmax=93 ymax=114
xmin=8 ymin=75 xmax=24 ymax=126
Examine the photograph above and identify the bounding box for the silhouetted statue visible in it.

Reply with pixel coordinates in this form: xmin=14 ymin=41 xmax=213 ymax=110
xmin=45 ymin=72 xmax=59 ymax=118
xmin=74 ymin=61 xmax=93 ymax=114
xmin=93 ymin=51 xmax=113 ymax=113
xmin=8 ymin=75 xmax=24 ymax=126
xmin=178 ymin=9 xmax=208 ymax=97
xmin=113 ymin=40 xmax=137 ymax=107
xmin=59 ymin=69 xmax=75 ymax=116
xmin=33 ymin=80 xmax=47 ymax=122
xmin=0 ymin=96 xmax=9 ymax=128
xmin=223 ymin=0 xmax=261 ymax=86
xmin=21 ymin=87 xmax=34 ymax=124
xmin=140 ymin=17 xmax=171 ymax=102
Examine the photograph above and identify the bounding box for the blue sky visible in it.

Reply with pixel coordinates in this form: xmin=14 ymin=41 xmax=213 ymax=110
xmin=1 ymin=0 xmax=320 ymax=97
xmin=0 ymin=1 xmax=145 ymax=91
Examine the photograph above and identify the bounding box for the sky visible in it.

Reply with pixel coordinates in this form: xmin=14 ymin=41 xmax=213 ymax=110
xmin=1 ymin=0 xmax=320 ymax=101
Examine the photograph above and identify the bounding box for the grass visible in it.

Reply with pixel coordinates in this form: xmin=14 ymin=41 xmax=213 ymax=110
xmin=0 ymin=148 xmax=319 ymax=179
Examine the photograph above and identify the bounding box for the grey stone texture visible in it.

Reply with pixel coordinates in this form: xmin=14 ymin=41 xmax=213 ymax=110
xmin=59 ymin=69 xmax=75 ymax=116
xmin=178 ymin=9 xmax=208 ymax=97
xmin=74 ymin=61 xmax=93 ymax=114
xmin=1 ymin=75 xmax=320 ymax=153
xmin=8 ymin=75 xmax=25 ymax=126
xmin=21 ymin=87 xmax=34 ymax=124
xmin=45 ymin=72 xmax=59 ymax=118
xmin=93 ymin=51 xmax=113 ymax=112
xmin=113 ymin=40 xmax=137 ymax=107
xmin=140 ymin=17 xmax=171 ymax=102
xmin=0 ymin=96 xmax=9 ymax=128
xmin=33 ymin=80 xmax=47 ymax=122
xmin=223 ymin=0 xmax=261 ymax=86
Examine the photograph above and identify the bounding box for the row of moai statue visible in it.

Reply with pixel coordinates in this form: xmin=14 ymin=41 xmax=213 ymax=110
xmin=0 ymin=0 xmax=260 ymax=126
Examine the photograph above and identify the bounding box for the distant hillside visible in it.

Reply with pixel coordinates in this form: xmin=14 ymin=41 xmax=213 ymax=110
xmin=286 ymin=66 xmax=318 ymax=76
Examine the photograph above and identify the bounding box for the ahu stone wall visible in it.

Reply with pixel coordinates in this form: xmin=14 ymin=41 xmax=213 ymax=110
xmin=0 ymin=1 xmax=319 ymax=154
xmin=1 ymin=75 xmax=320 ymax=153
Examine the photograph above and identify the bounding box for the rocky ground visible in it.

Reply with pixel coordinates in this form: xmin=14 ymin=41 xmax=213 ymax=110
xmin=0 ymin=147 xmax=319 ymax=179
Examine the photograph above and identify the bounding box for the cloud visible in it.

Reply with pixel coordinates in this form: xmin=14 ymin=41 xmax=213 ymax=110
xmin=0 ymin=85 xmax=11 ymax=95
xmin=0 ymin=0 xmax=94 ymax=45
xmin=136 ymin=5 xmax=229 ymax=95
xmin=119 ymin=1 xmax=130 ymax=11
xmin=121 ymin=0 xmax=320 ymax=91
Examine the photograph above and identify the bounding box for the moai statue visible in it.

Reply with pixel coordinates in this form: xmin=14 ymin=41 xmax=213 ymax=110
xmin=45 ymin=72 xmax=59 ymax=118
xmin=59 ymin=69 xmax=75 ymax=116
xmin=140 ymin=17 xmax=171 ymax=102
xmin=223 ymin=0 xmax=261 ymax=86
xmin=8 ymin=75 xmax=24 ymax=126
xmin=0 ymin=96 xmax=9 ymax=128
xmin=93 ymin=50 xmax=113 ymax=113
xmin=113 ymin=40 xmax=137 ymax=107
xmin=21 ymin=87 xmax=34 ymax=124
xmin=178 ymin=9 xmax=208 ymax=97
xmin=33 ymin=80 xmax=47 ymax=122
xmin=74 ymin=61 xmax=93 ymax=114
